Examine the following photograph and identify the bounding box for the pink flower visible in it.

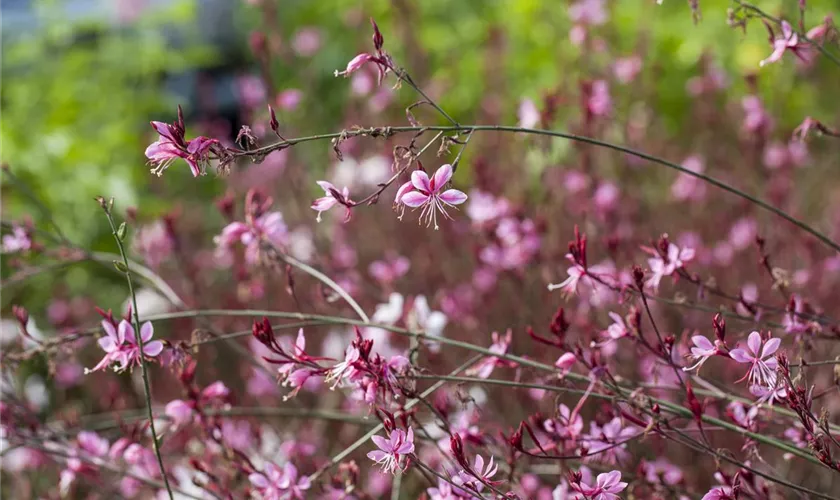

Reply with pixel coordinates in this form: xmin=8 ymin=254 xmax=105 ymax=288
xmin=335 ymin=53 xmax=374 ymax=77
xmin=164 ymin=400 xmax=194 ymax=427
xmin=547 ymin=256 xmax=587 ymax=296
xmin=86 ymin=320 xmax=164 ymax=373
xmin=544 ymin=403 xmax=584 ymax=440
xmin=325 ymin=345 xmax=360 ymax=389
xmin=367 ymin=427 xmax=415 ymax=474
xmin=457 ymin=454 xmax=498 ymax=492
xmin=368 ymin=254 xmax=410 ymax=284
xmin=683 ymin=335 xmax=718 ymax=372
xmin=466 ymin=330 xmax=513 ymax=379
xmin=573 ymin=470 xmax=628 ymax=500
xmin=584 ymin=417 xmax=638 ymax=464
xmin=587 ymin=80 xmax=612 ymax=117
xmin=749 ymin=382 xmax=787 ymax=406
xmin=671 ymin=156 xmax=706 ymax=202
xmin=396 ymin=164 xmax=468 ymax=229
xmin=613 ymin=56 xmax=642 ymax=84
xmin=249 ymin=462 xmax=312 ymax=500
xmin=215 ymin=208 xmax=288 ymax=265
xmin=760 ymin=21 xmax=799 ymax=67
xmin=2 ymin=224 xmax=32 ymax=253
xmin=646 ymin=243 xmax=695 ymax=290
xmin=518 ymin=98 xmax=541 ymax=128
xmin=145 ymin=117 xmax=218 ymax=177
xmin=702 ymin=486 xmax=735 ymax=500
xmin=133 ymin=220 xmax=174 ymax=269
xmin=555 ymin=352 xmax=577 ymax=376
xmin=729 ymin=331 xmax=780 ymax=388
xmin=604 ymin=312 xmax=629 ymax=341
xmin=569 ymin=0 xmax=607 ymax=26
xmin=311 ymin=181 xmax=352 ymax=222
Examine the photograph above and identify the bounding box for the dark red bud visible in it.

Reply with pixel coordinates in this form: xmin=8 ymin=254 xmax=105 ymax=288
xmin=12 ymin=305 xmax=28 ymax=327
xmin=370 ymin=18 xmax=384 ymax=51
xmin=632 ymin=265 xmax=645 ymax=289
xmin=268 ymin=105 xmax=279 ymax=132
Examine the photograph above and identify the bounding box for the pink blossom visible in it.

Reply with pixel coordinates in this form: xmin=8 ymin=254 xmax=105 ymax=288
xmin=367 ymin=427 xmax=415 ymax=474
xmin=518 ymin=98 xmax=541 ymax=128
xmin=292 ymin=28 xmax=322 ymax=57
xmin=2 ymin=224 xmax=32 ymax=253
xmin=547 ymin=257 xmax=587 ymax=296
xmin=86 ymin=320 xmax=164 ymax=373
xmin=728 ymin=217 xmax=757 ymax=251
xmin=465 ymin=189 xmax=511 ymax=225
xmin=466 ymin=330 xmax=513 ymax=379
xmin=728 ymin=401 xmax=759 ymax=428
xmin=409 ymin=296 xmax=448 ymax=353
xmin=276 ymin=89 xmax=303 ymax=111
xmin=164 ymin=400 xmax=193 ymax=427
xmin=145 ymin=118 xmax=218 ymax=177
xmin=587 ymin=80 xmax=612 ymax=117
xmin=311 ymin=181 xmax=352 ymax=222
xmin=335 ymin=53 xmax=374 ymax=77
xmin=569 ymin=0 xmax=607 ymax=26
xmin=671 ymin=156 xmax=707 ymax=202
xmin=702 ymin=486 xmax=735 ymax=500
xmin=643 ymin=458 xmax=683 ymax=485
xmin=215 ymin=209 xmax=288 ymax=265
xmin=584 ymin=417 xmax=638 ymax=464
xmin=742 ymin=96 xmax=773 ymax=135
xmin=133 ymin=220 xmax=174 ymax=269
xmin=457 ymin=454 xmax=498 ymax=492
xmin=760 ymin=21 xmax=799 ymax=67
xmin=613 ymin=56 xmax=642 ymax=84
xmin=750 ymin=382 xmax=787 ymax=406
xmin=325 ymin=345 xmax=360 ymax=389
xmin=683 ymin=335 xmax=718 ymax=372
xmin=646 ymin=243 xmax=695 ymax=290
xmin=555 ymin=352 xmax=577 ymax=376
xmin=368 ymin=254 xmax=410 ymax=284
xmin=544 ymin=403 xmax=584 ymax=440
xmin=396 ymin=164 xmax=468 ymax=229
xmin=604 ymin=312 xmax=629 ymax=341
xmin=249 ymin=462 xmax=312 ymax=500
xmin=572 ymin=470 xmax=628 ymax=500
xmin=729 ymin=331 xmax=780 ymax=388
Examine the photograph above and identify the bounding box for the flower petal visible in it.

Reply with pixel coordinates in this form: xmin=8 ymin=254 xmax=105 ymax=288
xmin=439 ymin=189 xmax=468 ymax=205
xmin=140 ymin=322 xmax=154 ymax=343
xmin=431 ymin=164 xmax=453 ymax=193
xmin=400 ymin=191 xmax=430 ymax=208
xmin=761 ymin=337 xmax=781 ymax=359
xmin=747 ymin=331 xmax=762 ymax=356
xmin=729 ymin=348 xmax=752 ymax=363
xmin=411 ymin=170 xmax=431 ymax=192
xmin=143 ymin=340 xmax=164 ymax=357
xmin=117 ymin=320 xmax=130 ymax=345
xmin=98 ymin=337 xmax=117 ymax=353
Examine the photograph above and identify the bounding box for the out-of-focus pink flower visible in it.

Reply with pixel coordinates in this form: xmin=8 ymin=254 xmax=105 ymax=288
xmin=544 ymin=403 xmax=584 ymax=441
xmin=742 ymin=96 xmax=773 ymax=135
xmin=215 ymin=193 xmax=289 ymax=265
xmin=613 ymin=56 xmax=642 ymax=84
xmin=671 ymin=156 xmax=707 ymax=202
xmin=466 ymin=330 xmax=513 ymax=379
xmin=587 ymin=80 xmax=612 ymax=117
xmin=593 ymin=182 xmax=619 ymax=212
xmin=292 ymin=28 xmax=322 ymax=57
xmin=466 ymin=190 xmax=511 ymax=225
xmin=249 ymin=462 xmax=312 ymax=500
xmin=165 ymin=400 xmax=194 ymax=427
xmin=572 ymin=469 xmax=628 ymax=499
xmin=555 ymin=352 xmax=577 ymax=376
xmin=584 ymin=418 xmax=638 ymax=464
xmin=367 ymin=427 xmax=414 ymax=474
xmin=86 ymin=320 xmax=164 ymax=374
xmin=728 ymin=217 xmax=757 ymax=251
xmin=702 ymin=486 xmax=735 ymax=500
xmin=729 ymin=331 xmax=780 ymax=388
xmin=518 ymin=98 xmax=541 ymax=129
xmin=479 ymin=217 xmax=541 ymax=271
xmin=396 ymin=164 xmax=468 ymax=229
xmin=276 ymin=89 xmax=303 ymax=111
xmin=2 ymin=224 xmax=32 ymax=253
xmin=133 ymin=220 xmax=174 ymax=269
xmin=569 ymin=0 xmax=607 ymax=25
xmin=368 ymin=254 xmax=410 ymax=284
xmin=311 ymin=181 xmax=352 ymax=222
xmin=750 ymin=382 xmax=787 ymax=406
xmin=236 ymin=74 xmax=267 ymax=110
xmin=457 ymin=454 xmax=498 ymax=492
xmin=408 ymin=296 xmax=448 ymax=353
xmin=564 ymin=171 xmax=591 ymax=194
xmin=643 ymin=458 xmax=683 ymax=485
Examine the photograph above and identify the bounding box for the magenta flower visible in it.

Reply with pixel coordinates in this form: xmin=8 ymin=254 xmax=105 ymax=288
xmin=683 ymin=335 xmax=718 ymax=372
xmin=572 ymin=470 xmax=628 ymax=500
xmin=215 ymin=210 xmax=288 ymax=265
xmin=367 ymin=427 xmax=415 ymax=474
xmin=584 ymin=417 xmax=638 ymax=464
xmin=86 ymin=320 xmax=164 ymax=374
xmin=760 ymin=21 xmax=799 ymax=67
xmin=311 ymin=181 xmax=352 ymax=222
xmin=335 ymin=53 xmax=374 ymax=77
xmin=749 ymin=382 xmax=788 ymax=406
xmin=396 ymin=164 xmax=468 ymax=230
xmin=729 ymin=331 xmax=780 ymax=388
xmin=457 ymin=454 xmax=498 ymax=492
xmin=145 ymin=118 xmax=218 ymax=177
xmin=2 ymin=224 xmax=32 ymax=253
xmin=325 ymin=345 xmax=360 ymax=389
xmin=164 ymin=400 xmax=194 ymax=427
xmin=702 ymin=486 xmax=735 ymax=500
xmin=544 ymin=403 xmax=584 ymax=441
xmin=547 ymin=256 xmax=587 ymax=296
xmin=249 ymin=462 xmax=311 ymax=500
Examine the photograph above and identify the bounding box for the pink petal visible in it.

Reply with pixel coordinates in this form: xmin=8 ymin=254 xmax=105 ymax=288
xmin=729 ymin=348 xmax=753 ymax=363
xmin=117 ymin=321 xmax=131 ymax=345
xmin=367 ymin=450 xmax=388 ymax=462
xmin=761 ymin=337 xmax=781 ymax=359
xmin=431 ymin=164 xmax=453 ymax=193
xmin=311 ymin=196 xmax=338 ymax=212
xmin=98 ymin=337 xmax=117 ymax=353
xmin=102 ymin=321 xmax=119 ymax=343
xmin=411 ymin=170 xmax=431 ymax=192
xmin=143 ymin=340 xmax=164 ymax=357
xmin=692 ymin=335 xmax=713 ymax=350
xmin=400 ymin=191 xmax=430 ymax=208
xmin=439 ymin=189 xmax=468 ymax=205
xmin=316 ymin=181 xmax=337 ymax=196
xmin=140 ymin=322 xmax=154 ymax=343
xmin=248 ymin=473 xmax=269 ymax=489
xmin=394 ymin=181 xmax=414 ymax=204
xmin=371 ymin=435 xmax=391 ymax=452
xmin=747 ymin=331 xmax=762 ymax=356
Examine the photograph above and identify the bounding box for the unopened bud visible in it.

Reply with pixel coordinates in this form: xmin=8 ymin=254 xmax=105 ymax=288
xmin=370 ymin=18 xmax=384 ymax=51
xmin=268 ymin=105 xmax=279 ymax=133
xmin=632 ymin=265 xmax=645 ymax=288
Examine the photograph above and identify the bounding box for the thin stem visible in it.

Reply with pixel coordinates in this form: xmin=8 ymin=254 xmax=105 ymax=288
xmin=394 ymin=68 xmax=460 ymax=127
xmin=237 ymin=124 xmax=840 ymax=254
xmin=99 ymin=198 xmax=174 ymax=500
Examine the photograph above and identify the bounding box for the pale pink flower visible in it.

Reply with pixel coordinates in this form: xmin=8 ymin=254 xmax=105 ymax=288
xmin=465 ymin=189 xmax=511 ymax=225
xmin=396 ymin=164 xmax=468 ymax=229
xmin=587 ymin=80 xmax=612 ymax=117
xmin=646 ymin=243 xmax=695 ymax=290
xmin=518 ymin=98 xmax=540 ymax=128
xmin=742 ymin=96 xmax=773 ymax=135
xmin=164 ymin=400 xmax=194 ymax=427
xmin=547 ymin=256 xmax=587 ymax=296
xmin=750 ymin=383 xmax=787 ymax=406
xmin=215 ymin=211 xmax=288 ymax=265
xmin=683 ymin=335 xmax=718 ymax=372
xmin=2 ymin=224 xmax=31 ymax=253
xmin=572 ymin=470 xmax=628 ymax=500
xmin=311 ymin=181 xmax=351 ymax=222
xmin=604 ymin=312 xmax=629 ymax=341
xmin=584 ymin=417 xmax=638 ymax=464
xmin=367 ymin=427 xmax=415 ymax=474
xmin=292 ymin=28 xmax=322 ymax=57
xmin=728 ymin=401 xmax=759 ymax=428
xmin=249 ymin=462 xmax=312 ymax=500
xmin=458 ymin=454 xmax=498 ymax=492
xmin=729 ymin=331 xmax=780 ymax=388
xmin=760 ymin=21 xmax=799 ymax=67
xmin=544 ymin=403 xmax=584 ymax=441
xmin=671 ymin=156 xmax=707 ymax=202
xmin=555 ymin=352 xmax=577 ymax=377
xmin=613 ymin=56 xmax=642 ymax=84
xmin=368 ymin=254 xmax=410 ymax=284
xmin=569 ymin=0 xmax=607 ymax=25
xmin=86 ymin=320 xmax=164 ymax=374
xmin=133 ymin=220 xmax=174 ymax=269
xmin=335 ymin=53 xmax=374 ymax=77
xmin=325 ymin=345 xmax=360 ymax=389
xmin=643 ymin=458 xmax=683 ymax=485
xmin=467 ymin=330 xmax=513 ymax=379
xmin=276 ymin=89 xmax=303 ymax=111
xmin=409 ymin=296 xmax=448 ymax=353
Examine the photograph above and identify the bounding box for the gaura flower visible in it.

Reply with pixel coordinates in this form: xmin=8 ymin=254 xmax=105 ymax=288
xmin=86 ymin=320 xmax=164 ymax=374
xmin=367 ymin=427 xmax=415 ymax=474
xmin=395 ymin=164 xmax=468 ymax=230
xmin=572 ymin=470 xmax=628 ymax=500
xmin=683 ymin=335 xmax=719 ymax=372
xmin=145 ymin=116 xmax=218 ymax=177
xmin=729 ymin=331 xmax=780 ymax=388
xmin=311 ymin=181 xmax=352 ymax=222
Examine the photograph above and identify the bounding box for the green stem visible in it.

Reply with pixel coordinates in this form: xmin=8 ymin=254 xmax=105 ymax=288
xmin=99 ymin=198 xmax=174 ymax=500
